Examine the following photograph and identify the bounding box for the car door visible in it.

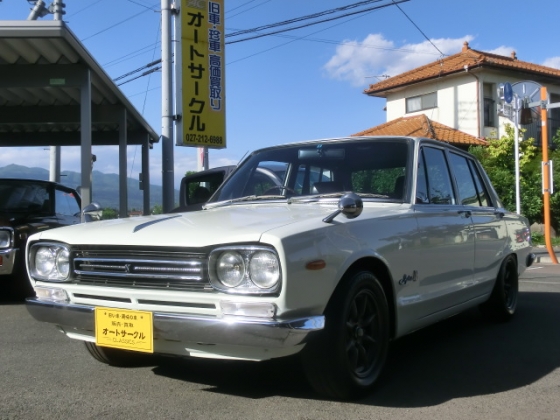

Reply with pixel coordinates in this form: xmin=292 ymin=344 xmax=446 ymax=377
xmin=404 ymin=145 xmax=475 ymax=326
xmin=448 ymin=152 xmax=508 ymax=288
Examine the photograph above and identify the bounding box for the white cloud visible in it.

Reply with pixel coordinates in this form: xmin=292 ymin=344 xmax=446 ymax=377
xmin=487 ymin=46 xmax=516 ymax=57
xmin=323 ymin=34 xmax=476 ymax=86
xmin=543 ymin=57 xmax=560 ymax=69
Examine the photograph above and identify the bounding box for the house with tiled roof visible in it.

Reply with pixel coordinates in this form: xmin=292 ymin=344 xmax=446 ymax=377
xmin=352 ymin=114 xmax=488 ymax=150
xmin=356 ymin=41 xmax=560 ymax=147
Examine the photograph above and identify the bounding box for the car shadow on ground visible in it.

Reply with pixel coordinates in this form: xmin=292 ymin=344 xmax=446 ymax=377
xmin=150 ymin=291 xmax=560 ymax=404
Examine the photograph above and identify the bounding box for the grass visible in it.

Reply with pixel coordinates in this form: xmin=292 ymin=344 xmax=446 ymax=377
xmin=531 ymin=232 xmax=560 ymax=247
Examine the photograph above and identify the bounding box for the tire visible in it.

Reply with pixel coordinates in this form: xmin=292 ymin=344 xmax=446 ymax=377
xmin=301 ymin=271 xmax=390 ymax=400
xmin=84 ymin=342 xmax=153 ymax=367
xmin=479 ymin=255 xmax=518 ymax=322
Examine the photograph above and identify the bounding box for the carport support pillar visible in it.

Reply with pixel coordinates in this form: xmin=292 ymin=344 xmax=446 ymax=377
xmin=80 ymin=69 xmax=92 ymax=211
xmin=49 ymin=146 xmax=61 ymax=183
xmin=119 ymin=108 xmax=128 ymax=218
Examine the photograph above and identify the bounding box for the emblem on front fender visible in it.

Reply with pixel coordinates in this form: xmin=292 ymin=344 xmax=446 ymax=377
xmin=399 ymin=270 xmax=418 ymax=285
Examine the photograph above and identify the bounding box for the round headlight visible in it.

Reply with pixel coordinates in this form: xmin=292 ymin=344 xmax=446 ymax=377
xmin=35 ymin=247 xmax=56 ymax=277
xmin=249 ymin=251 xmax=280 ymax=289
xmin=217 ymin=251 xmax=246 ymax=287
xmin=0 ymin=230 xmax=11 ymax=248
xmin=56 ymin=248 xmax=70 ymax=278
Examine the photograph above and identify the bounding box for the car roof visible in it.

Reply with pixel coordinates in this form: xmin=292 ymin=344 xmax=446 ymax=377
xmin=0 ymin=178 xmax=78 ymax=190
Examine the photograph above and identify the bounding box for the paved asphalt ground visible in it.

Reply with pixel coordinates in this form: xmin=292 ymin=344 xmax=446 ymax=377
xmin=1 ymin=260 xmax=559 ymax=420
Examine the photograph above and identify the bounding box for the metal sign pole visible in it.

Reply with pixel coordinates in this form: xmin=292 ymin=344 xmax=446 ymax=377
xmin=514 ymin=96 xmax=521 ymax=214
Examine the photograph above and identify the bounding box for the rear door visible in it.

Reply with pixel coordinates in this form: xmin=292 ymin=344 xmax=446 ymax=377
xmin=447 ymin=152 xmax=507 ymax=287
xmin=405 ymin=145 xmax=475 ymax=323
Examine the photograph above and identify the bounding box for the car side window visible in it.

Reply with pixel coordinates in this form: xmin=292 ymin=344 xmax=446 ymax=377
xmin=449 ymin=153 xmax=481 ymax=206
xmin=420 ymin=147 xmax=455 ymax=205
xmin=55 ymin=189 xmax=81 ymax=216
xmin=416 ymin=150 xmax=429 ymax=203
xmin=467 ymin=159 xmax=491 ymax=207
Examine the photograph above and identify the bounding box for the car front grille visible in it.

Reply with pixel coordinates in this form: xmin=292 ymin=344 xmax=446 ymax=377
xmin=71 ymin=247 xmax=212 ymax=291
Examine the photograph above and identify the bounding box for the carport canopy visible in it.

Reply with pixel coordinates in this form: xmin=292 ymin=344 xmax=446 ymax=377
xmin=0 ymin=20 xmax=160 ymax=217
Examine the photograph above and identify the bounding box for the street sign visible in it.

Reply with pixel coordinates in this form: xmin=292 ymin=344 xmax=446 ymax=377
xmin=504 ymin=82 xmax=513 ymax=104
xmin=178 ymin=0 xmax=226 ymax=149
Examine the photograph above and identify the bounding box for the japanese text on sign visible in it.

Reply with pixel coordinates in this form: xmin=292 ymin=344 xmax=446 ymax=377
xmin=181 ymin=0 xmax=226 ymax=148
xmin=94 ymin=308 xmax=153 ymax=353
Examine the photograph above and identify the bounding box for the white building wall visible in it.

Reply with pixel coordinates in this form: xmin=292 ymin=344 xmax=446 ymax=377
xmin=383 ymin=69 xmax=560 ymax=141
xmin=385 ymin=74 xmax=479 ymax=136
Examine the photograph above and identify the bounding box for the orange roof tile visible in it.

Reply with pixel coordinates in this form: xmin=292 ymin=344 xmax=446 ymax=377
xmin=352 ymin=115 xmax=488 ymax=146
xmin=364 ymin=41 xmax=560 ymax=97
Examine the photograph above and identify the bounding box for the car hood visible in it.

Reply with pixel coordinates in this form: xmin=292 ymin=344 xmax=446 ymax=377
xmin=28 ymin=202 xmax=400 ymax=248
xmin=0 ymin=213 xmax=49 ymax=228
xmin=0 ymin=212 xmax=33 ymax=226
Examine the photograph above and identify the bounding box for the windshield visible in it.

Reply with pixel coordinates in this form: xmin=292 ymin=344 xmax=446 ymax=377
xmin=209 ymin=138 xmax=411 ymax=204
xmin=0 ymin=180 xmax=51 ymax=213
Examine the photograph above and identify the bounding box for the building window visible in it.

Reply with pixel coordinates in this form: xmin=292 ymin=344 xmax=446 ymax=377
xmin=483 ymin=83 xmax=496 ymax=127
xmin=406 ymin=92 xmax=437 ymax=113
xmin=550 ymin=93 xmax=560 ymax=137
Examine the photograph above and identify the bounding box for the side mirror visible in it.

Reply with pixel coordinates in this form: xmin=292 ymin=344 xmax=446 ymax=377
xmin=82 ymin=202 xmax=103 ymax=222
xmin=322 ymin=193 xmax=363 ymax=223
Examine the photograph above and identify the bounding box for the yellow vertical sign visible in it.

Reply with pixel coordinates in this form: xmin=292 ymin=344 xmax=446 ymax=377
xmin=181 ymin=0 xmax=226 ymax=148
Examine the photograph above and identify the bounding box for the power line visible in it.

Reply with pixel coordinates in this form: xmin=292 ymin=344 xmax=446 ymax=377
xmin=225 ymin=0 xmax=410 ymax=45
xmin=226 ymin=3 xmax=411 ymax=66
xmin=103 ymin=41 xmax=161 ymax=68
xmin=113 ymin=0 xmax=416 ymax=84
xmin=80 ymin=7 xmax=153 ymax=42
xmin=392 ymin=0 xmax=444 ymax=57
xmin=113 ymin=58 xmax=161 ymax=82
xmin=226 ymin=0 xmax=273 ymax=19
xmin=226 ymin=0 xmax=408 ymax=39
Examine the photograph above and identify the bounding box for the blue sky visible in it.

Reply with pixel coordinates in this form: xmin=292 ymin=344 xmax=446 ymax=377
xmin=1 ymin=0 xmax=560 ymax=189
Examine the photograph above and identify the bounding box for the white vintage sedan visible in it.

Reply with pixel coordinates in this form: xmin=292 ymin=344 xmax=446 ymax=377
xmin=25 ymin=136 xmax=534 ymax=399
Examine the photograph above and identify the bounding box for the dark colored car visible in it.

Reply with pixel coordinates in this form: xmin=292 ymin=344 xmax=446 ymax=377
xmin=0 ymin=178 xmax=82 ymax=299
xmin=172 ymin=165 xmax=236 ymax=213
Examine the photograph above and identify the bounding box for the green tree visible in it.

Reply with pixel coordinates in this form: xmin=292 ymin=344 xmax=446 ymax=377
xmin=151 ymin=204 xmax=163 ymax=214
xmin=101 ymin=207 xmax=118 ymax=220
xmin=469 ymin=124 xmax=560 ymax=230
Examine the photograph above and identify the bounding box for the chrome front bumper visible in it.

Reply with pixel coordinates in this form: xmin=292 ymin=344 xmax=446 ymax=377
xmin=26 ymin=298 xmax=325 ymax=349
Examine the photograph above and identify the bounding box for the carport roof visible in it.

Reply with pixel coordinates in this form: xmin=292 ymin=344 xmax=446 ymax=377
xmin=0 ymin=20 xmax=159 ymax=147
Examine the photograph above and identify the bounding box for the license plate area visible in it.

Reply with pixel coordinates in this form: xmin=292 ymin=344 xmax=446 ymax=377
xmin=94 ymin=307 xmax=153 ymax=353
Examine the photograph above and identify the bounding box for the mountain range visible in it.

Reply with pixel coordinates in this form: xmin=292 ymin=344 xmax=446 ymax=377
xmin=0 ymin=164 xmax=178 ymax=211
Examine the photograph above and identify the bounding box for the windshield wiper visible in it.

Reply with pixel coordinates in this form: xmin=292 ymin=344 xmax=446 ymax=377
xmin=289 ymin=192 xmax=345 ymax=203
xmin=204 ymin=195 xmax=287 ymax=209
xmin=289 ymin=191 xmax=391 ymax=203
xmin=355 ymin=193 xmax=390 ymax=199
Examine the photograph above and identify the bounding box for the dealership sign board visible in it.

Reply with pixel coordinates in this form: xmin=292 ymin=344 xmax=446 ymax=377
xmin=177 ymin=0 xmax=226 ymax=148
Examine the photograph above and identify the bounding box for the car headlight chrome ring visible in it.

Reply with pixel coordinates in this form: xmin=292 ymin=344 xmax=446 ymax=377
xmin=216 ymin=251 xmax=246 ymax=288
xmin=29 ymin=242 xmax=71 ymax=282
xmin=249 ymin=251 xmax=280 ymax=289
xmin=0 ymin=229 xmax=13 ymax=249
xmin=209 ymin=246 xmax=281 ymax=294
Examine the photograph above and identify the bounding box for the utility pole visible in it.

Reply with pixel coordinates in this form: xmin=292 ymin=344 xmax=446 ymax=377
xmin=161 ymin=0 xmax=174 ymax=213
xmin=539 ymin=86 xmax=558 ymax=264
xmin=27 ymin=1 xmax=66 ymax=183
